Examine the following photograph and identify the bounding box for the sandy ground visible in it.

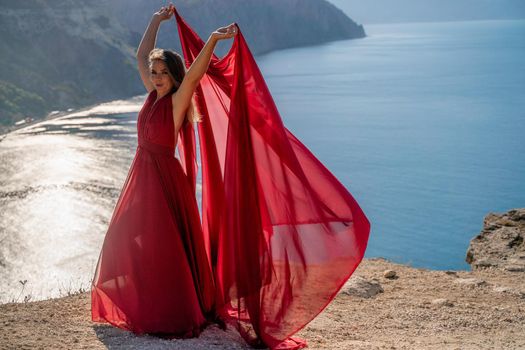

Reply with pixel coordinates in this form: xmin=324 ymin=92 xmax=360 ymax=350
xmin=1 ymin=257 xmax=524 ymax=350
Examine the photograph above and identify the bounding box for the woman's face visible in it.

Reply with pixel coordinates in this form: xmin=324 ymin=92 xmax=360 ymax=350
xmin=149 ymin=60 xmax=174 ymax=94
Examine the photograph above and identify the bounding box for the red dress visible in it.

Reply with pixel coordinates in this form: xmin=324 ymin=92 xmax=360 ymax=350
xmin=92 ymin=9 xmax=371 ymax=350
xmin=91 ymin=89 xmax=215 ymax=337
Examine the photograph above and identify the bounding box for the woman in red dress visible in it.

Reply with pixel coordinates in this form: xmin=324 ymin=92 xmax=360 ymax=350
xmin=90 ymin=4 xmax=236 ymax=338
xmin=92 ymin=3 xmax=371 ymax=350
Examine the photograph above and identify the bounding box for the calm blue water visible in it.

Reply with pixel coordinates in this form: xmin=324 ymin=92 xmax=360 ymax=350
xmin=255 ymin=19 xmax=525 ymax=270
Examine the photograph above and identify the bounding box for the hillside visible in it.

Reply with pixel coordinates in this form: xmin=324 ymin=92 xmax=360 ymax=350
xmin=0 ymin=0 xmax=138 ymax=131
xmin=104 ymin=0 xmax=365 ymax=57
xmin=0 ymin=0 xmax=365 ymax=133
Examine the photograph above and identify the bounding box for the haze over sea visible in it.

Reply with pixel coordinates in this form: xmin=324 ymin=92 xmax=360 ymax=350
xmin=0 ymin=19 xmax=523 ymax=302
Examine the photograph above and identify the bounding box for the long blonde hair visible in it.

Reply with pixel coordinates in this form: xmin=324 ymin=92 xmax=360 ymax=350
xmin=148 ymin=48 xmax=202 ymax=124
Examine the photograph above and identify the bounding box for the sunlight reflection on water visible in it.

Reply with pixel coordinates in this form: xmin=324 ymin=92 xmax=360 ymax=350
xmin=0 ymin=95 xmax=149 ymax=303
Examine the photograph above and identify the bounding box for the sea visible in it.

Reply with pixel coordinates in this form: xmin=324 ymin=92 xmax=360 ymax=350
xmin=0 ymin=19 xmax=523 ymax=303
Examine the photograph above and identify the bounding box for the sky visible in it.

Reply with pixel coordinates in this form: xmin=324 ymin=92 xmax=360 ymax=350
xmin=327 ymin=0 xmax=525 ymax=24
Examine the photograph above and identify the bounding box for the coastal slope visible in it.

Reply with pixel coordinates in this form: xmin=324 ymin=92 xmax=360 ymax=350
xmin=0 ymin=0 xmax=365 ymax=133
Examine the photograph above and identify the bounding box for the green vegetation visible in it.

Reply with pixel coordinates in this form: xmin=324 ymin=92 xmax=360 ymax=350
xmin=0 ymin=80 xmax=46 ymax=126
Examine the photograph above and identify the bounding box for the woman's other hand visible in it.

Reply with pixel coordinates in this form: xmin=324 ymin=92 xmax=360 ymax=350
xmin=211 ymin=23 xmax=238 ymax=41
xmin=153 ymin=3 xmax=175 ymax=22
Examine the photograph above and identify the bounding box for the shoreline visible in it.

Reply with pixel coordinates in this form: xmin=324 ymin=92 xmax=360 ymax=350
xmin=0 ymin=102 xmax=105 ymax=138
xmin=0 ymin=93 xmax=148 ymax=138
xmin=1 ymin=256 xmax=523 ymax=349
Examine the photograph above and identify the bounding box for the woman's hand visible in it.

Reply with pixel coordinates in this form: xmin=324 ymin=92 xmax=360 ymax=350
xmin=211 ymin=23 xmax=238 ymax=41
xmin=153 ymin=3 xmax=175 ymax=22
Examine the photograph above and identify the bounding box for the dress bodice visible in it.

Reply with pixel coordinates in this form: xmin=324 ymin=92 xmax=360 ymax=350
xmin=137 ymin=89 xmax=176 ymax=148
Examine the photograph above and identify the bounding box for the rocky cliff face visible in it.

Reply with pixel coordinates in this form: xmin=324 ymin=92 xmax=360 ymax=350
xmin=0 ymin=0 xmax=140 ymax=130
xmin=466 ymin=208 xmax=525 ymax=272
xmin=103 ymin=0 xmax=365 ymax=56
xmin=0 ymin=0 xmax=365 ymax=132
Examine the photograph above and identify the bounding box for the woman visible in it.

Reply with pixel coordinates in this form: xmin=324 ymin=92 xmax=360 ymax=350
xmin=93 ymin=3 xmax=371 ymax=349
xmin=91 ymin=3 xmax=236 ymax=338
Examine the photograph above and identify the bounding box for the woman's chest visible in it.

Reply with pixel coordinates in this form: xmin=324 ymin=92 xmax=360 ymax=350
xmin=137 ymin=95 xmax=175 ymax=144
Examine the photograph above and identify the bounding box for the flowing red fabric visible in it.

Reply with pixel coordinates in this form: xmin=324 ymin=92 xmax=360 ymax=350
xmin=174 ymin=9 xmax=371 ymax=350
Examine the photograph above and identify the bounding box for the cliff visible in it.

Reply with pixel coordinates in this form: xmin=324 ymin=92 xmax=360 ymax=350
xmin=103 ymin=0 xmax=365 ymax=57
xmin=0 ymin=0 xmax=138 ymax=130
xmin=0 ymin=0 xmax=365 ymax=133
xmin=466 ymin=208 xmax=525 ymax=272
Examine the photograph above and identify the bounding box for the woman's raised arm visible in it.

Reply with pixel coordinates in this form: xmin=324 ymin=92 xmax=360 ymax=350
xmin=184 ymin=24 xmax=237 ymax=84
xmin=172 ymin=20 xmax=237 ymax=128
xmin=136 ymin=5 xmax=173 ymax=92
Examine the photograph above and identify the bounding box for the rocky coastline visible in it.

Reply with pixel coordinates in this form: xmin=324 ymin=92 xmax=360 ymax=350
xmin=466 ymin=208 xmax=525 ymax=272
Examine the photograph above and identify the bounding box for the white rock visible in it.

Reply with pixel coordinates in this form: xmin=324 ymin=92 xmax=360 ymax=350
xmin=343 ymin=276 xmax=384 ymax=298
xmin=431 ymin=298 xmax=453 ymax=307
xmin=383 ymin=269 xmax=396 ymax=279
xmin=454 ymin=278 xmax=487 ymax=287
